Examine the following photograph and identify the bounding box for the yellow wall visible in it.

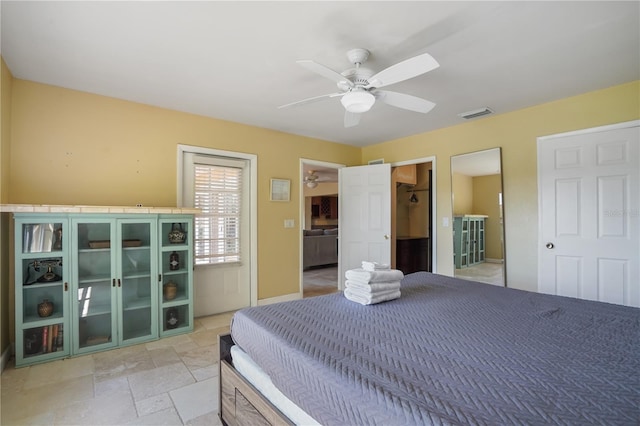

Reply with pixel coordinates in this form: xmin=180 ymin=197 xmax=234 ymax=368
xmin=9 ymin=79 xmax=361 ymax=301
xmin=362 ymin=81 xmax=640 ymax=292
xmin=1 ymin=58 xmax=13 ymax=356
xmin=451 ymin=172 xmax=473 ymax=215
xmin=473 ymin=174 xmax=503 ymax=260
xmin=1 ymin=59 xmax=11 ymax=204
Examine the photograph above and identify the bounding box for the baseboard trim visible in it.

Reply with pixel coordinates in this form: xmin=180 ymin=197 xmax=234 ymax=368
xmin=485 ymin=258 xmax=504 ymax=264
xmin=1 ymin=344 xmax=12 ymax=372
xmin=257 ymin=292 xmax=301 ymax=306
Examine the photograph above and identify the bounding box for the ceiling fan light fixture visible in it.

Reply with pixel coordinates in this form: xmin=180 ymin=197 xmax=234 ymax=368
xmin=341 ymin=90 xmax=375 ymax=113
xmin=306 ymin=181 xmax=318 ymax=188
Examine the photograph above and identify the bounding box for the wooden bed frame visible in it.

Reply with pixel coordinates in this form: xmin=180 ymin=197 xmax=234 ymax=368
xmin=218 ymin=334 xmax=293 ymax=426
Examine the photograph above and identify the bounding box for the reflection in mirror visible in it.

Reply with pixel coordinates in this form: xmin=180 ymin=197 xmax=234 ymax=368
xmin=451 ymin=148 xmax=506 ymax=286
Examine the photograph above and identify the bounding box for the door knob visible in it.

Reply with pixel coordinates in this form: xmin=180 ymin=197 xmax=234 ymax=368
xmin=384 ymin=234 xmax=390 ymax=240
xmin=546 ymin=242 xmax=554 ymax=249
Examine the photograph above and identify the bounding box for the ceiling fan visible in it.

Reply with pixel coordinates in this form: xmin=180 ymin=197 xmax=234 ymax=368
xmin=278 ymin=48 xmax=439 ymax=128
xmin=304 ymin=170 xmax=320 ymax=188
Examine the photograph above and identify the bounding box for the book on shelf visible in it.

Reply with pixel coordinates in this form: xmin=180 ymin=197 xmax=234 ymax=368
xmin=51 ymin=324 xmax=59 ymax=352
xmin=42 ymin=326 xmax=48 ymax=353
xmin=56 ymin=324 xmax=63 ymax=350
xmin=47 ymin=325 xmax=54 ymax=353
xmin=40 ymin=324 xmax=63 ymax=354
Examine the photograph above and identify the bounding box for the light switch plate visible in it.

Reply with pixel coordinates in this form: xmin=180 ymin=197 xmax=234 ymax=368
xmin=284 ymin=219 xmax=295 ymax=228
xmin=442 ymin=217 xmax=449 ymax=227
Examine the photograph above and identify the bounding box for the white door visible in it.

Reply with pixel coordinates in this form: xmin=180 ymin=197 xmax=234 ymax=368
xmin=182 ymin=151 xmax=253 ymax=315
xmin=339 ymin=163 xmax=391 ymax=289
xmin=538 ymin=122 xmax=639 ymax=307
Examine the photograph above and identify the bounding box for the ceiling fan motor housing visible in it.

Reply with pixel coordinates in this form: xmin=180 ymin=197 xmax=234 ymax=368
xmin=338 ymin=48 xmax=374 ymax=91
xmin=346 ymin=48 xmax=370 ymax=65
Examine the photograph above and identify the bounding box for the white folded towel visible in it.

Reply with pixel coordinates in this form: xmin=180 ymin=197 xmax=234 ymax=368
xmin=345 ymin=280 xmax=401 ymax=293
xmin=344 ymin=288 xmax=401 ymax=305
xmin=345 ymin=268 xmax=404 ymax=284
xmin=361 ymin=261 xmax=390 ymax=271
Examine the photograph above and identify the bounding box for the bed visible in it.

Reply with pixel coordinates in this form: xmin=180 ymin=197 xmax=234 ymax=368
xmin=218 ymin=272 xmax=640 ymax=425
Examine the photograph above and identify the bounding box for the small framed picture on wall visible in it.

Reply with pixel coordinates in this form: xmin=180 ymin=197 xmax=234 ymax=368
xmin=270 ymin=178 xmax=291 ymax=202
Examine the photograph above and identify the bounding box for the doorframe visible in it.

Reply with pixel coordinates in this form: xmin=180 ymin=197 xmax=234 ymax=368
xmin=391 ymin=156 xmax=438 ymax=274
xmin=536 ymin=119 xmax=640 ymax=296
xmin=299 ymin=159 xmax=345 ymax=297
xmin=177 ymin=144 xmax=258 ymax=307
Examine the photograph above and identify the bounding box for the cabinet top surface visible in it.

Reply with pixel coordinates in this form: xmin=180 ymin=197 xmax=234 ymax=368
xmin=1 ymin=204 xmax=200 ymax=214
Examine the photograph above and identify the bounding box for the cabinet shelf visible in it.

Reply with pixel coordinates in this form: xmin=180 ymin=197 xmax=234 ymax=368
xmin=124 ymin=298 xmax=152 ymax=311
xmin=20 ymin=251 xmax=65 ymax=259
xmin=23 ymin=281 xmax=63 ymax=289
xmin=122 ymin=245 xmax=150 ymax=251
xmin=78 ymin=274 xmax=112 ymax=284
xmin=162 ymin=296 xmax=189 ymax=307
xmin=122 ymin=272 xmax=152 ymax=280
xmin=163 ymin=269 xmax=188 ymax=277
xmin=78 ymin=248 xmax=111 ymax=254
xmin=23 ymin=313 xmax=65 ymax=326
xmin=78 ymin=302 xmax=111 ymax=317
xmin=161 ymin=244 xmax=188 ymax=252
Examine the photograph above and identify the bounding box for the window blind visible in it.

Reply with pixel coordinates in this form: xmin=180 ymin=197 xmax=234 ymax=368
xmin=193 ymin=164 xmax=242 ymax=265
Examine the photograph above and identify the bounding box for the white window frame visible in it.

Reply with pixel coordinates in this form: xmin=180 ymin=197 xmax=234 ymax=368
xmin=177 ymin=145 xmax=258 ymax=304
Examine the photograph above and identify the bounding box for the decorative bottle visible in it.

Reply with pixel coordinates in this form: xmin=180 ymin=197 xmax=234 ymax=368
xmin=166 ymin=308 xmax=179 ymax=329
xmin=169 ymin=251 xmax=180 ymax=270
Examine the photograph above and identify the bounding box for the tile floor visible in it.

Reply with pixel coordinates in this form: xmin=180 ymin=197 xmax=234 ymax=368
xmin=1 ymin=311 xmax=235 ymax=426
xmin=454 ymin=262 xmax=505 ymax=286
xmin=303 ymin=265 xmax=339 ymax=298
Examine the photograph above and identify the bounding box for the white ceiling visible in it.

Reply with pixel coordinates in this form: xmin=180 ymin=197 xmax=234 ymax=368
xmin=1 ymin=1 xmax=638 ymax=147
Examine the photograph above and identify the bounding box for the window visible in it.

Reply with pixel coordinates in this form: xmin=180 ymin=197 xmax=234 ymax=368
xmin=193 ymin=163 xmax=242 ymax=265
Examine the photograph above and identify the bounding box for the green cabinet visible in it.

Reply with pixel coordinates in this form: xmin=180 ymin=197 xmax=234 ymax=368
xmin=14 ymin=213 xmax=193 ymax=366
xmin=453 ymin=215 xmax=487 ymax=269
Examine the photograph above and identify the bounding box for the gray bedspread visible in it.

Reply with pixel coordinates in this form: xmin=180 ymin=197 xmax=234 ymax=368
xmin=231 ymin=272 xmax=640 ymax=425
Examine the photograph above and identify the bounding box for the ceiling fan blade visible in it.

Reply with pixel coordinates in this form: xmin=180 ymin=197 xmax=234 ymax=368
xmin=376 ymin=90 xmax=436 ymax=113
xmin=278 ymin=92 xmax=343 ymax=109
xmin=297 ymin=60 xmax=354 ymax=88
xmin=366 ymin=53 xmax=439 ymax=89
xmin=344 ymin=111 xmax=361 ymax=128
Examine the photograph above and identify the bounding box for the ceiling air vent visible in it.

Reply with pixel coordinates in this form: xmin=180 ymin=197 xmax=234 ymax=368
xmin=458 ymin=107 xmax=494 ymax=120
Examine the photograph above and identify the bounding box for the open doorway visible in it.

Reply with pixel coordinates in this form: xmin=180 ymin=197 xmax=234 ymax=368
xmin=391 ymin=161 xmax=433 ymax=274
xmin=300 ymin=159 xmax=344 ymax=298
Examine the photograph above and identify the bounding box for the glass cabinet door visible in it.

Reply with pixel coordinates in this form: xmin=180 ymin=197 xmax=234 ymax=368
xmin=118 ymin=219 xmax=157 ymax=343
xmin=72 ymin=217 xmax=158 ymax=353
xmin=15 ymin=218 xmax=70 ymax=366
xmin=73 ymin=220 xmax=117 ymax=353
